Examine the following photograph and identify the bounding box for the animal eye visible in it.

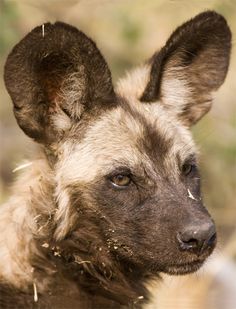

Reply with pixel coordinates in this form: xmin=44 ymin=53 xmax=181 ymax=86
xmin=110 ymin=174 xmax=131 ymax=188
xmin=182 ymin=163 xmax=195 ymax=176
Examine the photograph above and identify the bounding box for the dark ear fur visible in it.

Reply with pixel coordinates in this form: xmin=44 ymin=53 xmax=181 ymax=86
xmin=141 ymin=11 xmax=231 ymax=126
xmin=4 ymin=22 xmax=115 ymax=143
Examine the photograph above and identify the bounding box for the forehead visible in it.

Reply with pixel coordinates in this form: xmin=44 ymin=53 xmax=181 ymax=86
xmin=58 ymin=102 xmax=196 ymax=184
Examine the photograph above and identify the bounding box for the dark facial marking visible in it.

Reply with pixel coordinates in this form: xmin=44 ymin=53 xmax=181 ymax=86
xmin=119 ymin=97 xmax=172 ymax=168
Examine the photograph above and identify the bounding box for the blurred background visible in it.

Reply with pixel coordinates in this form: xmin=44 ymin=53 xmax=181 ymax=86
xmin=0 ymin=0 xmax=235 ymax=308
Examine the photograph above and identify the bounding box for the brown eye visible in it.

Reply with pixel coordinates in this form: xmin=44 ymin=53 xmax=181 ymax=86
xmin=110 ymin=174 xmax=131 ymax=188
xmin=182 ymin=163 xmax=194 ymax=176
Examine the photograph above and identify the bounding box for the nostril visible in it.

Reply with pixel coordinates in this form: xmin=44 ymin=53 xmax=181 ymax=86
xmin=207 ymin=232 xmax=217 ymax=247
xmin=177 ymin=233 xmax=199 ymax=251
xmin=184 ymin=238 xmax=198 ymax=247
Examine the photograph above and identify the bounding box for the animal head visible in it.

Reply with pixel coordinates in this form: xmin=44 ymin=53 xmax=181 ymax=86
xmin=4 ymin=11 xmax=231 ymax=276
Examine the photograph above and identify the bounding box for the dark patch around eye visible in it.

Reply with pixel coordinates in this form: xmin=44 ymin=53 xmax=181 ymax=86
xmin=180 ymin=154 xmax=198 ymax=178
xmin=107 ymin=167 xmax=132 ymax=179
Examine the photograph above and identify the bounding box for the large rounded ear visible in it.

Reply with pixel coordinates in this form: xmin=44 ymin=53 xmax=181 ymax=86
xmin=118 ymin=11 xmax=231 ymax=126
xmin=4 ymin=22 xmax=115 ymax=144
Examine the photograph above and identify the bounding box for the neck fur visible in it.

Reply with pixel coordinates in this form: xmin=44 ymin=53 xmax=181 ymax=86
xmin=0 ymin=155 xmax=149 ymax=307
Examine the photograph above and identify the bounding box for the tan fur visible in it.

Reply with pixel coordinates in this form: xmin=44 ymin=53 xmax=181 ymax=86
xmin=160 ymin=66 xmax=191 ymax=115
xmin=116 ymin=65 xmax=151 ymax=100
xmin=56 ymin=104 xmax=195 ymax=187
xmin=0 ymin=157 xmax=54 ymax=290
xmin=116 ymin=63 xmax=193 ymax=123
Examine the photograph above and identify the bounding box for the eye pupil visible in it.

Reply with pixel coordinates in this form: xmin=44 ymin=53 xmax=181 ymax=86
xmin=110 ymin=174 xmax=131 ymax=187
xmin=182 ymin=163 xmax=193 ymax=176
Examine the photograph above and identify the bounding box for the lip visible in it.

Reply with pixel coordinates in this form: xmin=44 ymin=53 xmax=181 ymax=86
xmin=163 ymin=259 xmax=205 ymax=275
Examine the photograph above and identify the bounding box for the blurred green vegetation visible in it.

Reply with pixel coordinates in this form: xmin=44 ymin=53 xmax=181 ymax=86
xmin=0 ymin=1 xmax=19 ymax=55
xmin=0 ymin=0 xmax=235 ymax=221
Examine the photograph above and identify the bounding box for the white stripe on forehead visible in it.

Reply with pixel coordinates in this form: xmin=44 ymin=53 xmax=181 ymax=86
xmin=56 ymin=102 xmax=196 ymax=186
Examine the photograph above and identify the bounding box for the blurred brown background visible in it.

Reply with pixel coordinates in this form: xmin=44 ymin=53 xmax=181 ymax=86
xmin=0 ymin=0 xmax=236 ymax=308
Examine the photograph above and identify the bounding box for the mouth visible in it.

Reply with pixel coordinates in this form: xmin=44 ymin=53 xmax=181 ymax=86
xmin=163 ymin=259 xmax=206 ymax=275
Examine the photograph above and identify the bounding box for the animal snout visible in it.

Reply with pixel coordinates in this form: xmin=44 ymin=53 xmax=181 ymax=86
xmin=177 ymin=222 xmax=216 ymax=255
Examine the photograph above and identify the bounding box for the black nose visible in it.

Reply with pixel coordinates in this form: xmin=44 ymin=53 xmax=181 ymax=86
xmin=177 ymin=222 xmax=216 ymax=254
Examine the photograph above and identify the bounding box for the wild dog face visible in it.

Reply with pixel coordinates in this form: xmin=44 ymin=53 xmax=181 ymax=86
xmin=4 ymin=11 xmax=231 ymax=277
